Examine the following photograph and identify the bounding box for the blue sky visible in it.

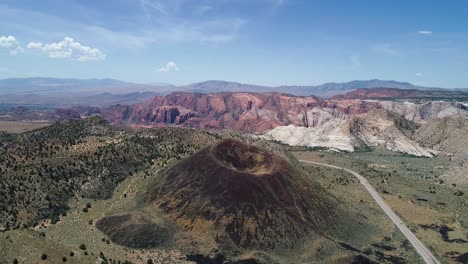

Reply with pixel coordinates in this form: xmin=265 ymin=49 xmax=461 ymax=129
xmin=1 ymin=0 xmax=467 ymax=87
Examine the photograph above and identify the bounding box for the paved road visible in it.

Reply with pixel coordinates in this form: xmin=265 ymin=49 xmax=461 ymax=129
xmin=299 ymin=159 xmax=440 ymax=264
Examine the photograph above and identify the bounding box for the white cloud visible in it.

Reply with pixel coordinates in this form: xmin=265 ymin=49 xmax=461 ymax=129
xmin=418 ymin=30 xmax=433 ymax=35
xmin=158 ymin=61 xmax=179 ymax=72
xmin=0 ymin=35 xmax=24 ymax=55
xmin=0 ymin=36 xmax=17 ymax=48
xmin=415 ymin=72 xmax=424 ymax=77
xmin=27 ymin=37 xmax=106 ymax=61
xmin=27 ymin=42 xmax=43 ymax=49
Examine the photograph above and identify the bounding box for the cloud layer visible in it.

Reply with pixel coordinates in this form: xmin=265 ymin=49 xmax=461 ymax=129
xmin=158 ymin=61 xmax=179 ymax=72
xmin=27 ymin=37 xmax=106 ymax=61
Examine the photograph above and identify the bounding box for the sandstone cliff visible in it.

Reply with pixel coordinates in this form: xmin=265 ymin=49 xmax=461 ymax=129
xmin=101 ymin=92 xmax=468 ymax=157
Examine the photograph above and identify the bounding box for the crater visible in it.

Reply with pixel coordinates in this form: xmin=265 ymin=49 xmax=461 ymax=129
xmin=212 ymin=139 xmax=274 ymax=174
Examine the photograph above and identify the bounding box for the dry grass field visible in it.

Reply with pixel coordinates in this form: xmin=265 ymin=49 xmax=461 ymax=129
xmin=293 ymin=149 xmax=468 ymax=264
xmin=0 ymin=121 xmax=51 ymax=133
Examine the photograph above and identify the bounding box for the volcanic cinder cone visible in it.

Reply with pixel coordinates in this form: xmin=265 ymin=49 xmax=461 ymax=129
xmin=146 ymin=139 xmax=346 ymax=249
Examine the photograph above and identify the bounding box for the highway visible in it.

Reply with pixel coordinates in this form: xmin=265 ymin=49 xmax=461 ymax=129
xmin=298 ymin=160 xmax=440 ymax=264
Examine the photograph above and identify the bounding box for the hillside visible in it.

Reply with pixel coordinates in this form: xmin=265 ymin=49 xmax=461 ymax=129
xmin=415 ymin=116 xmax=468 ymax=186
xmin=0 ymin=117 xmax=221 ymax=229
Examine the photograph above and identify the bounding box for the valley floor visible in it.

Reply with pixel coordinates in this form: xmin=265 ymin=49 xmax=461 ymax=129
xmin=0 ymin=120 xmax=51 ymax=133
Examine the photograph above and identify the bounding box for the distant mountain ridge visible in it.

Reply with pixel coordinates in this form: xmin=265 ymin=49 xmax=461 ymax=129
xmin=0 ymin=91 xmax=159 ymax=108
xmin=332 ymin=87 xmax=468 ymax=100
xmin=0 ymin=77 xmax=129 ymax=87
xmin=181 ymin=79 xmax=441 ymax=97
xmin=0 ymin=77 xmax=164 ymax=107
xmin=0 ymin=77 xmax=458 ymax=98
xmin=0 ymin=77 xmax=153 ymax=95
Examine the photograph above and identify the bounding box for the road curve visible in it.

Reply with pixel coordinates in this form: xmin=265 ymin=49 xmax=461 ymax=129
xmin=299 ymin=160 xmax=440 ymax=264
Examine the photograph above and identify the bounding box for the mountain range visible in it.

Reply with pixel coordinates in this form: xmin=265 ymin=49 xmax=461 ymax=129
xmin=332 ymin=87 xmax=468 ymax=100
xmin=1 ymin=77 xmax=460 ymax=98
xmin=181 ymin=79 xmax=439 ymax=98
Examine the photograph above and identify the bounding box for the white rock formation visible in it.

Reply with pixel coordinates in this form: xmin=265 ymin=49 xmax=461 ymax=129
xmin=264 ymin=108 xmax=437 ymax=157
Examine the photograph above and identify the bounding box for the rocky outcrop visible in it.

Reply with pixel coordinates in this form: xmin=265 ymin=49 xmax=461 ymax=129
xmin=104 ymin=92 xmax=385 ymax=132
xmin=348 ymin=110 xmax=435 ymax=157
xmin=265 ymin=109 xmax=436 ymax=157
xmin=415 ymin=116 xmax=468 ymax=185
xmin=379 ymin=101 xmax=468 ymax=122
xmin=106 ymin=92 xmax=324 ymax=132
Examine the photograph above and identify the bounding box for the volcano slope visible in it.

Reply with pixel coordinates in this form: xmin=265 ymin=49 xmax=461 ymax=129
xmin=140 ymin=139 xmax=364 ymax=251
